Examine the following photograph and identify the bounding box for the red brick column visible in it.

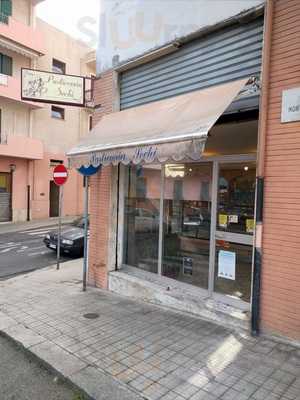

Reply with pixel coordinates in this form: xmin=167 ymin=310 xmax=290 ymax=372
xmin=88 ymin=70 xmax=115 ymax=289
xmin=260 ymin=0 xmax=300 ymax=341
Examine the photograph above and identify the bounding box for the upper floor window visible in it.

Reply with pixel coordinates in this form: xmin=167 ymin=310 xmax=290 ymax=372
xmin=0 ymin=0 xmax=12 ymax=24
xmin=52 ymin=59 xmax=66 ymax=74
xmin=51 ymin=106 xmax=65 ymax=120
xmin=0 ymin=53 xmax=12 ymax=76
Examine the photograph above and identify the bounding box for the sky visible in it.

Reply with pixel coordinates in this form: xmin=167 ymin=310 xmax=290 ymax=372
xmin=36 ymin=0 xmax=100 ymax=48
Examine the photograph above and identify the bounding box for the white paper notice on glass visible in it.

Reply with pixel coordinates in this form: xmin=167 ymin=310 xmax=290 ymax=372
xmin=218 ymin=250 xmax=236 ymax=281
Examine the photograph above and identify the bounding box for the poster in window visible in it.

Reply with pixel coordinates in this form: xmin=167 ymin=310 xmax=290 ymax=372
xmin=219 ymin=214 xmax=228 ymax=228
xmin=183 ymin=257 xmax=193 ymax=276
xmin=246 ymin=219 xmax=255 ymax=233
xmin=218 ymin=250 xmax=236 ymax=280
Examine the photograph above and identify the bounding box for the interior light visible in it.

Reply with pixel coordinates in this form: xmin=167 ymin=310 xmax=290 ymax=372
xmin=244 ymin=166 xmax=249 ymax=172
xmin=189 ymin=168 xmax=193 ymax=172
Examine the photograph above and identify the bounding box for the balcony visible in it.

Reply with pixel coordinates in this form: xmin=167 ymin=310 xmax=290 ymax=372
xmin=0 ymin=134 xmax=43 ymax=160
xmin=0 ymin=74 xmax=43 ymax=109
xmin=0 ymin=15 xmax=45 ymax=57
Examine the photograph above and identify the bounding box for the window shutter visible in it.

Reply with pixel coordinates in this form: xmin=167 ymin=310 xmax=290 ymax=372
xmin=1 ymin=0 xmax=12 ymax=17
xmin=1 ymin=55 xmax=12 ymax=76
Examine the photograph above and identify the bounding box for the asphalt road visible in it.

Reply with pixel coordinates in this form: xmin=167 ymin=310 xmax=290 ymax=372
xmin=0 ymin=334 xmax=86 ymax=400
xmin=0 ymin=224 xmax=78 ymax=279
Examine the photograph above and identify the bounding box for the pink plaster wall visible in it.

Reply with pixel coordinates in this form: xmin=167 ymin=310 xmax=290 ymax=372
xmin=0 ymin=76 xmax=44 ymax=109
xmin=31 ymin=152 xmax=84 ymax=220
xmin=0 ymin=135 xmax=43 ymax=159
xmin=0 ymin=16 xmax=45 ymax=55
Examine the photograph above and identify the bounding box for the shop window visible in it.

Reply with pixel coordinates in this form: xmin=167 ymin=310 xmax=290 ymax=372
xmin=122 ymin=160 xmax=256 ymax=301
xmin=51 ymin=106 xmax=65 ymax=120
xmin=52 ymin=58 xmax=66 ymax=74
xmin=123 ymin=165 xmax=161 ymax=274
xmin=123 ymin=163 xmax=213 ymax=290
xmin=0 ymin=172 xmax=10 ymax=193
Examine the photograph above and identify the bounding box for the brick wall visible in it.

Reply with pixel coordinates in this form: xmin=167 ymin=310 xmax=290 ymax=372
xmin=88 ymin=70 xmax=114 ymax=288
xmin=261 ymin=0 xmax=300 ymax=340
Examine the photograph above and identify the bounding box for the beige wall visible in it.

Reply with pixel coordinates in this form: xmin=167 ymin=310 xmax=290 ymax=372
xmin=0 ymin=99 xmax=30 ymax=138
xmin=12 ymin=0 xmax=31 ymax=26
xmin=32 ymin=19 xmax=94 ymax=154
xmin=0 ymin=14 xmax=95 ymax=221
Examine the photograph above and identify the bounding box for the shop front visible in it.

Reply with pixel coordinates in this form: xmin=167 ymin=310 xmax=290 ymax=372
xmin=68 ymin=77 xmax=259 ymax=326
xmin=122 ymin=156 xmax=256 ymax=312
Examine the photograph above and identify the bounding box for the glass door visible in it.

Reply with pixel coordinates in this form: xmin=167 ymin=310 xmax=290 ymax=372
xmin=162 ymin=163 xmax=212 ymax=290
xmin=213 ymin=162 xmax=256 ymax=306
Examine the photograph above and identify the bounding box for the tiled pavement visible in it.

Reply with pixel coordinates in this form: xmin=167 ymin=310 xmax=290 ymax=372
xmin=0 ymin=261 xmax=299 ymax=400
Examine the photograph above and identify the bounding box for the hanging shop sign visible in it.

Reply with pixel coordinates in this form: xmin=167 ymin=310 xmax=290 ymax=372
xmin=21 ymin=68 xmax=85 ymax=107
xmin=281 ymin=87 xmax=300 ymax=123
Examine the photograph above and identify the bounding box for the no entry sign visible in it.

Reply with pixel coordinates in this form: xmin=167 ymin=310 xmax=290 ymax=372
xmin=53 ymin=164 xmax=68 ymax=186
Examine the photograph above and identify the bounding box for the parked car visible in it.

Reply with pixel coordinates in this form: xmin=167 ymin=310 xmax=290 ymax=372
xmin=43 ymin=217 xmax=89 ymax=257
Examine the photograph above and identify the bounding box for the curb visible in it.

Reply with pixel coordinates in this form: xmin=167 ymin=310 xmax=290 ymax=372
xmin=0 ymin=319 xmax=144 ymax=400
xmin=0 ymin=329 xmax=90 ymax=400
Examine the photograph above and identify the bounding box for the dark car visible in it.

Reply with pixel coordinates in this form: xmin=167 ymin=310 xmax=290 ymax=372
xmin=43 ymin=217 xmax=89 ymax=257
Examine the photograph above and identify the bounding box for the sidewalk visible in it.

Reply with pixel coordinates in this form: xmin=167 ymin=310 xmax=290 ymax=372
xmin=0 ymin=215 xmax=79 ymax=235
xmin=0 ymin=261 xmax=299 ymax=400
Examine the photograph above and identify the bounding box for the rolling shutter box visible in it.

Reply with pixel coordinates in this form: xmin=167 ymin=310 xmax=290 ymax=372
xmin=120 ymin=17 xmax=264 ymax=111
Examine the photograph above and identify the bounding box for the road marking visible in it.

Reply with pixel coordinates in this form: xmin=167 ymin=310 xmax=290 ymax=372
xmin=28 ymin=251 xmax=48 ymax=257
xmin=0 ymin=242 xmax=19 ymax=248
xmin=0 ymin=248 xmax=14 ymax=253
xmin=27 ymin=231 xmax=52 ymax=236
xmin=17 ymin=246 xmax=45 ymax=253
xmin=19 ymin=227 xmax=58 ymax=234
xmin=17 ymin=246 xmax=29 ymax=253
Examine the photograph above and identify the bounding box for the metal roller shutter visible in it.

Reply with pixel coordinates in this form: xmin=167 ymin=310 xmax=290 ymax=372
xmin=0 ymin=193 xmax=11 ymax=222
xmin=120 ymin=18 xmax=264 ymax=111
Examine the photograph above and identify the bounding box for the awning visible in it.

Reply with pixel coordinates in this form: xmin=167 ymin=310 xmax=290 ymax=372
xmin=68 ymin=78 xmax=248 ymax=168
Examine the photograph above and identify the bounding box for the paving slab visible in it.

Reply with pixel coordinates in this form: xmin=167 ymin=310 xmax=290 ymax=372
xmin=0 ymin=260 xmax=299 ymax=400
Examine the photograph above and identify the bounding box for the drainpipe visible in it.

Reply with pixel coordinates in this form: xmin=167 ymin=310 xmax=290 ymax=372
xmin=252 ymin=0 xmax=273 ymax=336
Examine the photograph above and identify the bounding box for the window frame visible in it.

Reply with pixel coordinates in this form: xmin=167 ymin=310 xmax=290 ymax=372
xmin=52 ymin=58 xmax=66 ymax=75
xmin=51 ymin=106 xmax=65 ymax=120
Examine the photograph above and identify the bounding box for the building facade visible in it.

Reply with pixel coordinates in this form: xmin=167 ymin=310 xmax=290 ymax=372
xmin=68 ymin=0 xmax=300 ymax=344
xmin=0 ymin=0 xmax=95 ymax=223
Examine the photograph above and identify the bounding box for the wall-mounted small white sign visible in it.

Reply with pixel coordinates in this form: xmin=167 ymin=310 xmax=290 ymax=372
xmin=281 ymin=88 xmax=300 ymax=123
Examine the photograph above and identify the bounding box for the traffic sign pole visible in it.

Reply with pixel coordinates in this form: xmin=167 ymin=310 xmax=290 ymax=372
xmin=83 ymin=176 xmax=89 ymax=291
xmin=53 ymin=164 xmax=68 ymax=271
xmin=57 ymin=185 xmax=63 ymax=270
